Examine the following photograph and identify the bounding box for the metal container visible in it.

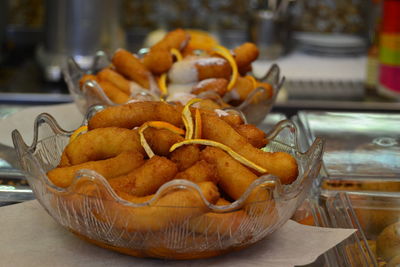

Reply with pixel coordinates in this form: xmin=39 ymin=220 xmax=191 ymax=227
xmin=250 ymin=10 xmax=291 ymax=60
xmin=37 ymin=0 xmax=125 ymax=81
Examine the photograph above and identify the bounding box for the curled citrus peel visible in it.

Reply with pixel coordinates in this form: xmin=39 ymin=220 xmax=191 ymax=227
xmin=213 ymin=45 xmax=238 ymax=91
xmin=182 ymin=98 xmax=202 ymax=139
xmin=170 ymin=48 xmax=183 ymax=62
xmin=194 ymin=109 xmax=202 ymax=139
xmin=69 ymin=126 xmax=88 ymax=143
xmin=139 ymin=121 xmax=185 ymax=158
xmin=170 ymin=139 xmax=267 ymax=174
xmin=158 ymin=73 xmax=168 ymax=99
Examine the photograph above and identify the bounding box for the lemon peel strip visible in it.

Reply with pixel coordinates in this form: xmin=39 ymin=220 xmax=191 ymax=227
xmin=158 ymin=73 xmax=168 ymax=98
xmin=194 ymin=108 xmax=202 ymax=139
xmin=182 ymin=98 xmax=202 ymax=139
xmin=170 ymin=48 xmax=183 ymax=61
xmin=213 ymin=45 xmax=238 ymax=91
xmin=169 ymin=139 xmax=267 ymax=173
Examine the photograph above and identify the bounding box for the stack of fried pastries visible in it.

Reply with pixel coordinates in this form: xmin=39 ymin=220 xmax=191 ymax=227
xmin=79 ymin=28 xmax=273 ymax=109
xmin=47 ymin=101 xmax=298 ymax=236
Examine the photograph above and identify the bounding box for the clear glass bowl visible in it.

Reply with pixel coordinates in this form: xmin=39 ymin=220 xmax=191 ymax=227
xmin=12 ymin=112 xmax=323 ymax=260
xmin=63 ymin=51 xmax=284 ymax=125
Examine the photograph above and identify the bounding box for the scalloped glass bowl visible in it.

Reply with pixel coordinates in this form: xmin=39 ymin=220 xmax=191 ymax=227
xmin=12 ymin=112 xmax=323 ymax=260
xmin=63 ymin=51 xmax=284 ymax=125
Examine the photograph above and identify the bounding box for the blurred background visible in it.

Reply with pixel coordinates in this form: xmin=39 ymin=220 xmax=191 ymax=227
xmin=0 ymin=0 xmax=399 ymax=115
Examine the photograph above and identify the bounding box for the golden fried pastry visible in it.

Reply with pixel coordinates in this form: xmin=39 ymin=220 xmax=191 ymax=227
xmin=191 ymin=78 xmax=228 ymax=96
xmin=201 ymin=113 xmax=298 ymax=184
xmin=79 ymin=74 xmax=97 ymax=88
xmin=109 ymin=156 xmax=178 ymax=197
xmin=63 ymin=127 xmax=144 ymax=165
xmin=142 ymin=29 xmax=189 ymax=75
xmin=201 ymin=146 xmax=259 ymax=200
xmin=168 ymin=56 xmax=232 ymax=84
xmin=169 ymin=144 xmax=200 ymax=171
xmin=97 ymin=68 xmax=132 ymax=95
xmin=142 ymin=49 xmax=173 ymax=75
xmin=188 ymin=198 xmax=246 ymax=235
xmin=230 ymin=76 xmax=255 ymax=103
xmin=143 ymin=128 xmax=184 ymax=156
xmin=88 ymin=101 xmax=183 ymax=130
xmin=48 ymin=151 xmax=144 ymax=188
xmin=99 ymin=181 xmax=219 ymax=232
xmin=219 ymin=113 xmax=244 ymax=128
xmin=175 ymin=160 xmax=218 ymax=183
xmin=151 ymin=28 xmax=189 ymax=51
xmin=97 ymin=80 xmax=130 ymax=104
xmin=233 ymin=42 xmax=259 ymax=70
xmin=235 ymin=124 xmax=268 ymax=149
xmin=182 ymin=29 xmax=219 ymax=56
xmin=112 ymin=49 xmax=152 ymax=89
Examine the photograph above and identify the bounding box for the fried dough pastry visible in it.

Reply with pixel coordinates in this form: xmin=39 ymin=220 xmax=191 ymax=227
xmin=79 ymin=74 xmax=97 ymax=88
xmin=143 ymin=128 xmax=184 ymax=156
xmin=188 ymin=198 xmax=246 ymax=235
xmin=235 ymin=124 xmax=268 ymax=149
xmin=168 ymin=56 xmax=231 ymax=84
xmin=256 ymin=81 xmax=273 ymax=99
xmin=63 ymin=127 xmax=144 ymax=165
xmin=109 ymin=156 xmax=178 ymax=197
xmin=191 ymin=78 xmax=228 ymax=96
xmin=182 ymin=29 xmax=219 ymax=56
xmin=112 ymin=49 xmax=152 ymax=89
xmin=97 ymin=68 xmax=132 ymax=95
xmin=99 ymin=181 xmax=219 ymax=232
xmin=219 ymin=113 xmax=244 ymax=128
xmin=142 ymin=29 xmax=189 ymax=75
xmin=96 ymin=80 xmax=130 ymax=104
xmin=142 ymin=49 xmax=173 ymax=75
xmin=151 ymin=28 xmax=189 ymax=51
xmin=230 ymin=76 xmax=255 ymax=103
xmin=201 ymin=146 xmax=259 ymax=200
xmin=88 ymin=101 xmax=183 ymax=130
xmin=233 ymin=42 xmax=259 ymax=71
xmin=79 ymin=72 xmax=130 ymax=104
xmin=169 ymin=144 xmax=200 ymax=171
xmin=48 ymin=151 xmax=144 ymax=188
xmin=175 ymin=160 xmax=218 ymax=183
xmin=201 ymin=113 xmax=298 ymax=184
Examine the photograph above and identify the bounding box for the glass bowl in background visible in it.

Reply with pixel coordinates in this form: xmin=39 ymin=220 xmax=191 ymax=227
xmin=63 ymin=50 xmax=284 ymax=125
xmin=12 ymin=112 xmax=323 ymax=260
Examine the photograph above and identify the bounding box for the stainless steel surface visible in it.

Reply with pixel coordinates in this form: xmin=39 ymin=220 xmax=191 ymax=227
xmin=38 ymin=0 xmax=125 ymax=81
xmin=250 ymin=10 xmax=290 ymax=60
xmin=285 ymin=80 xmax=365 ymax=100
xmin=0 ymin=185 xmax=34 ymax=206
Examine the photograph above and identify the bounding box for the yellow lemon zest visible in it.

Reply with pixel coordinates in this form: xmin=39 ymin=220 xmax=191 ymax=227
xmin=182 ymin=98 xmax=202 ymax=139
xmin=158 ymin=73 xmax=168 ymax=98
xmin=170 ymin=48 xmax=183 ymax=61
xmin=170 ymin=139 xmax=267 ymax=173
xmin=194 ymin=108 xmax=202 ymax=139
xmin=69 ymin=126 xmax=88 ymax=143
xmin=213 ymin=45 xmax=238 ymax=91
xmin=139 ymin=121 xmax=185 ymax=158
